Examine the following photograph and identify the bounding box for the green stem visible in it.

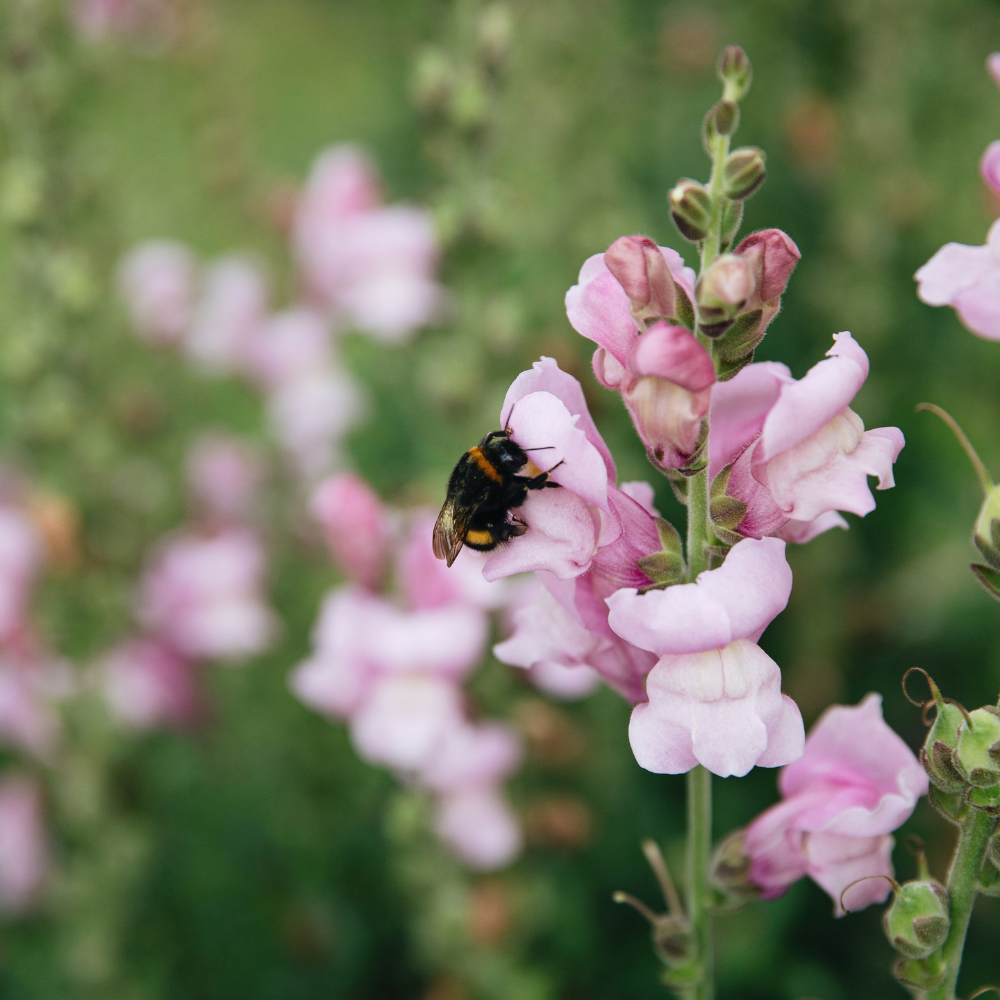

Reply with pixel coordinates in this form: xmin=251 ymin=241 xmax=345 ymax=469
xmin=686 ymin=765 xmax=713 ymax=1000
xmin=926 ymin=809 xmax=995 ymax=1000
xmin=699 ymin=131 xmax=731 ymax=272
xmin=686 ymin=465 xmax=710 ymax=581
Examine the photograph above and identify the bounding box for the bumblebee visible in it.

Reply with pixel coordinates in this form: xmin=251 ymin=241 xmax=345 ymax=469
xmin=432 ymin=429 xmax=559 ymax=567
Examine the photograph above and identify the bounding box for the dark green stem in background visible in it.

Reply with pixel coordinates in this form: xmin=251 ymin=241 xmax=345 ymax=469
xmin=685 ymin=765 xmax=713 ymax=1000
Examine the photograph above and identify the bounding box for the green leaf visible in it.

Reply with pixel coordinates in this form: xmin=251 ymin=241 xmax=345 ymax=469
xmin=972 ymin=563 xmax=1000 ymax=601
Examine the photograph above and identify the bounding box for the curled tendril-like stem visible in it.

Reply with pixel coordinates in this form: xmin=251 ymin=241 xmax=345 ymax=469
xmin=641 ymin=838 xmax=684 ymax=916
xmin=902 ymin=668 xmax=973 ymax=726
xmin=916 ymin=403 xmax=994 ymax=495
xmin=968 ymin=988 xmax=1000 ymax=999
xmin=839 ymin=874 xmax=900 ymax=915
xmin=904 ymin=834 xmax=932 ymax=880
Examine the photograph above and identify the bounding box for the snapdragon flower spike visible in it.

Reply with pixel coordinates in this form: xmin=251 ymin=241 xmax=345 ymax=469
xmin=742 ymin=694 xmax=929 ymax=916
xmin=709 ymin=332 xmax=904 ymax=543
xmin=915 ymin=218 xmax=1000 ymax=341
xmin=608 ymin=538 xmax=804 ymax=777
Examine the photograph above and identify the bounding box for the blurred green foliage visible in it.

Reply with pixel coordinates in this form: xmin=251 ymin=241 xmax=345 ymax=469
xmin=2 ymin=0 xmax=1000 ymax=997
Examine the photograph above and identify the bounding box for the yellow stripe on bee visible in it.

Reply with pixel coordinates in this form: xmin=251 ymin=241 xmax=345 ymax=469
xmin=467 ymin=446 xmax=502 ymax=482
xmin=465 ymin=529 xmax=495 ymax=546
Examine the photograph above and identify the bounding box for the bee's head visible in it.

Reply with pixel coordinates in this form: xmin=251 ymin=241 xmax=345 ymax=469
xmin=481 ymin=429 xmax=528 ymax=473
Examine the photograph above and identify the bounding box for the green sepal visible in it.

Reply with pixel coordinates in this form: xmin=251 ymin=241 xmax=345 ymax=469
xmin=974 ymin=527 xmax=1000 ymax=572
xmin=637 ymin=518 xmax=686 ymax=587
xmin=966 ymin=783 xmax=1000 ymax=815
xmin=715 ymin=309 xmax=763 ymax=361
xmin=719 ymin=198 xmax=743 ymax=252
xmin=663 ymin=469 xmax=688 ymax=506
xmin=716 ymin=349 xmax=754 ymax=382
xmin=919 ymin=741 xmax=966 ymax=794
xmin=893 ymin=954 xmax=946 ymax=992
xmin=928 ymin=785 xmax=968 ymax=826
xmin=971 ymin=562 xmax=1000 ymax=601
xmin=709 ymin=466 xmax=746 ymax=546
xmin=674 ymin=286 xmax=696 ymax=331
xmin=955 ymin=707 xmax=1000 ymax=787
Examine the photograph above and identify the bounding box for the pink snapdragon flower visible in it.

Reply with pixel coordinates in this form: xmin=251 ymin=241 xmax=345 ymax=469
xmin=988 ymin=52 xmax=1000 ymax=91
xmin=310 ymin=474 xmax=392 ymax=590
xmin=0 ymin=776 xmax=48 ymax=914
xmin=117 ymin=241 xmax=196 ymax=346
xmin=293 ymin=145 xmax=445 ymax=342
xmin=607 ymin=538 xmax=804 ymax=777
xmin=981 ymin=141 xmax=1000 ymax=199
xmin=915 ymin=219 xmax=1000 ymax=340
xmin=185 ymin=256 xmax=268 ymax=375
xmin=138 ymin=528 xmax=277 ymax=663
xmin=186 ymin=434 xmax=263 ymax=525
xmin=565 ymin=243 xmax=716 ymax=470
xmin=99 ymin=638 xmax=199 ymax=731
xmin=709 ymin=333 xmax=903 ymax=541
xmin=0 ymin=654 xmax=64 ymax=757
xmin=743 ymin=694 xmax=928 ymax=916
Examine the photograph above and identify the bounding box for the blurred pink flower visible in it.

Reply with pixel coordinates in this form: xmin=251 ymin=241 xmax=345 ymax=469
xmin=118 ymin=240 xmax=196 ymax=346
xmin=186 ymin=434 xmax=263 ymax=524
xmin=243 ymin=308 xmax=331 ymax=391
xmin=988 ymin=52 xmax=1000 ymax=90
xmin=185 ymin=256 xmax=268 ymax=374
xmin=433 ymin=787 xmax=523 ymax=870
xmin=915 ymin=219 xmax=1000 ymax=340
xmin=609 ymin=538 xmax=804 ymax=777
xmin=100 ymin=638 xmax=199 ymax=731
xmin=0 ymin=507 xmax=42 ymax=646
xmin=138 ymin=528 xmax=277 ymax=663
xmin=419 ymin=722 xmax=522 ymax=794
xmin=981 ymin=141 xmax=1000 ymax=198
xmin=294 ymin=145 xmax=444 ymax=341
xmin=398 ymin=509 xmax=516 ymax=612
xmin=310 ymin=474 xmax=391 ymax=589
xmin=70 ymin=0 xmax=175 ymax=46
xmin=744 ymin=693 xmax=928 ymax=916
xmin=709 ymin=333 xmax=903 ymax=540
xmin=0 ymin=776 xmax=48 ymax=915
xmin=0 ymin=656 xmax=62 ymax=757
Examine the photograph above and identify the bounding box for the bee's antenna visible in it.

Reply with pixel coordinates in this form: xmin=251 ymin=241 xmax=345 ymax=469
xmin=522 ymin=446 xmax=555 ymax=452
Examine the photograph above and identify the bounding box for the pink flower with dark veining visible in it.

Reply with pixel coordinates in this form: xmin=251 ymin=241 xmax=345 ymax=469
xmin=138 ymin=528 xmax=277 ymax=663
xmin=915 ymin=219 xmax=1000 ymax=340
xmin=100 ymin=638 xmax=199 ymax=731
xmin=0 ymin=776 xmax=48 ymax=914
xmin=118 ymin=241 xmax=196 ymax=346
xmin=743 ymin=694 xmax=928 ymax=916
xmin=311 ymin=474 xmax=392 ymax=590
xmin=608 ymin=538 xmax=804 ymax=777
xmin=709 ymin=333 xmax=903 ymax=542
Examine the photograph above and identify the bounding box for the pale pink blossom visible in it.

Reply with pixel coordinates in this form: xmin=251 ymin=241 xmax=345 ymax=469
xmin=100 ymin=638 xmax=199 ymax=730
xmin=350 ymin=673 xmax=465 ymax=772
xmin=294 ymin=146 xmax=444 ymax=341
xmin=242 ymin=308 xmax=332 ymax=391
xmin=915 ymin=218 xmax=1000 ymax=340
xmin=138 ymin=528 xmax=277 ymax=663
xmin=988 ymin=52 xmax=1000 ymax=90
xmin=267 ymin=367 xmax=366 ymax=479
xmin=729 ymin=229 xmax=801 ymax=324
xmin=0 ymin=507 xmax=42 ymax=645
xmin=709 ymin=333 xmax=903 ymax=540
xmin=744 ymin=693 xmax=928 ymax=915
xmin=419 ymin=722 xmax=522 ymax=793
xmin=71 ymin=0 xmax=175 ymax=46
xmin=186 ymin=434 xmax=263 ymax=524
xmin=608 ymin=538 xmax=803 ymax=777
xmin=398 ymin=510 xmax=515 ymax=612
xmin=981 ymin=141 xmax=1000 ymax=198
xmin=117 ymin=241 xmax=196 ymax=346
xmin=311 ymin=474 xmax=391 ymax=589
xmin=0 ymin=656 xmax=62 ymax=757
xmin=185 ymin=257 xmax=268 ymax=374
xmin=0 ymin=777 xmax=48 ymax=914
xmin=433 ymin=787 xmax=523 ymax=870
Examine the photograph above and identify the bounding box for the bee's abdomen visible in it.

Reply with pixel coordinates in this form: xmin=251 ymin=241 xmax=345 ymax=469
xmin=466 ymin=446 xmax=502 ymax=483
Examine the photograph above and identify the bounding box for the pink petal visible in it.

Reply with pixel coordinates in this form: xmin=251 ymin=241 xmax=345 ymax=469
xmin=527 ymin=660 xmax=601 ymax=700
xmin=629 ymin=323 xmax=715 ymax=393
xmin=806 ymin=832 xmax=894 ymax=917
xmin=708 ymin=361 xmax=792 ymax=477
xmin=775 ymin=511 xmax=849 ymax=544
xmin=433 ymin=788 xmax=522 ymax=870
xmin=618 ymin=480 xmax=660 ymax=516
xmin=988 ymin=52 xmax=1000 ymax=90
xmin=914 ymin=241 xmax=997 ymax=306
xmin=981 ymin=140 xmax=1000 ymax=197
xmin=744 ymin=796 xmax=811 ymax=898
xmin=500 ymin=357 xmax=616 ymax=482
xmin=606 ymin=537 xmax=792 ymax=655
xmin=117 ymin=240 xmax=196 ymax=346
xmin=419 ymin=722 xmax=523 ymax=792
xmin=952 ymin=268 xmax=1000 ymax=340
xmin=758 ymin=333 xmax=869 ymax=461
xmin=0 ymin=778 xmax=48 ymax=914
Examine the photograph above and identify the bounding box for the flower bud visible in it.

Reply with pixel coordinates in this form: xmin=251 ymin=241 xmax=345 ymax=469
xmin=412 ymin=48 xmax=454 ymax=112
xmin=669 ymin=180 xmax=712 ymax=242
xmin=718 ymin=46 xmax=752 ymax=102
xmin=704 ymin=99 xmax=740 ymax=143
xmin=973 ymin=484 xmax=1000 ymax=570
xmin=697 ymin=253 xmax=753 ymax=314
xmin=709 ymin=829 xmax=760 ymax=908
xmin=883 ymin=879 xmax=950 ymax=960
xmin=604 ymin=236 xmax=676 ymax=328
xmin=722 ymin=147 xmax=766 ymax=201
xmin=920 ymin=698 xmax=967 ymax=793
xmin=954 ymin=706 xmax=1000 ymax=788
xmin=732 ymin=229 xmax=800 ymax=304
xmin=893 ymin=955 xmax=946 ymax=993
xmin=477 ymin=3 xmax=513 ymax=72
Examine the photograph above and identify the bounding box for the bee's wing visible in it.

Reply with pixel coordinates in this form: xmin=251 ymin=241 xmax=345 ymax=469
xmin=432 ymin=497 xmax=471 ymax=567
